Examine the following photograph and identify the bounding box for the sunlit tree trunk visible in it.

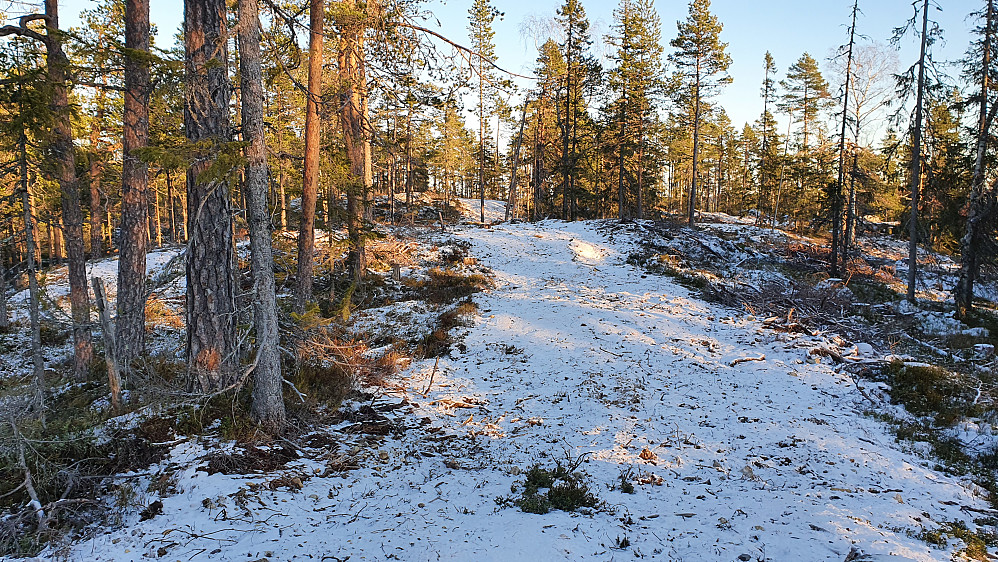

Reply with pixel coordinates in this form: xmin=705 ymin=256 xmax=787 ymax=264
xmin=294 ymin=0 xmax=323 ymax=314
xmin=45 ymin=0 xmax=92 ymax=379
xmin=338 ymin=0 xmax=374 ymax=285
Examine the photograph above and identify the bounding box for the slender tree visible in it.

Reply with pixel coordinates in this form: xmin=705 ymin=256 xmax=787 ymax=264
xmin=956 ymin=0 xmax=998 ymax=317
xmin=757 ymin=51 xmax=777 ymax=222
xmin=669 ymin=0 xmax=731 ymax=227
xmin=337 ymin=0 xmax=376 ymax=288
xmin=832 ymin=1 xmax=858 ymax=277
xmin=555 ymin=0 xmax=596 ymax=220
xmin=468 ymin=0 xmax=501 ymax=223
xmin=892 ymin=0 xmax=939 ymax=302
xmin=239 ymin=0 xmax=285 ymax=431
xmin=294 ymin=0 xmax=323 ymax=314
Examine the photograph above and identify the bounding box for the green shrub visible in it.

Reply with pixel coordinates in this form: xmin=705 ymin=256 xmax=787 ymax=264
xmin=498 ymin=462 xmax=600 ymax=515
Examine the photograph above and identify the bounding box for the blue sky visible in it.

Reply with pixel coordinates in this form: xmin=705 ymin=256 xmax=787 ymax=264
xmin=58 ymin=0 xmax=978 ymax=131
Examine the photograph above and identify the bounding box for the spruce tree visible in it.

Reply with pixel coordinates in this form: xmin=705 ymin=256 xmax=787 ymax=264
xmin=956 ymin=0 xmax=998 ymax=317
xmin=891 ymin=0 xmax=943 ymax=301
xmin=239 ymin=0 xmax=285 ymax=431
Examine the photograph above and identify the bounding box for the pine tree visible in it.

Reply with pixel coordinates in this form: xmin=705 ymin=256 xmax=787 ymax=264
xmin=669 ymin=0 xmax=731 ymax=227
xmin=757 ymin=51 xmax=777 ymax=222
xmin=116 ymin=0 xmax=151 ymax=372
xmin=336 ymin=0 xmax=376 ymax=289
xmin=467 ymin=0 xmax=501 ymax=223
xmin=606 ymin=0 xmax=664 ymax=220
xmin=294 ymin=0 xmax=323 ymax=314
xmin=781 ymin=53 xmax=831 ymax=153
xmin=185 ymin=0 xmax=238 ymax=390
xmin=555 ymin=0 xmax=597 ymax=220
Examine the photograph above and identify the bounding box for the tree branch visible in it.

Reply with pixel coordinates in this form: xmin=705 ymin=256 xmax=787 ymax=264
xmin=400 ymin=22 xmax=536 ymax=81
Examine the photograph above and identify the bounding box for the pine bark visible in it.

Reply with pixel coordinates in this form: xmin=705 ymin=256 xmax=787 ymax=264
xmin=239 ymin=0 xmax=285 ymax=432
xmin=294 ymin=0 xmax=323 ymax=314
xmin=117 ymin=0 xmax=151 ymax=371
xmin=689 ymin=76 xmax=700 ymax=226
xmin=46 ymin=0 xmax=92 ymax=380
xmin=185 ymin=0 xmax=238 ymax=390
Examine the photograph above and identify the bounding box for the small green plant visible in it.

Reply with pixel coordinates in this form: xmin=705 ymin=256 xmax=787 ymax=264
xmin=497 ymin=461 xmax=600 ymax=515
xmin=617 ymin=468 xmax=635 ymax=494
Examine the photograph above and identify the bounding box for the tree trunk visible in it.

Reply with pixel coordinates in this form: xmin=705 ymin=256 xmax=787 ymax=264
xmin=166 ymin=169 xmax=178 ymax=243
xmin=240 ymin=0 xmax=285 ymax=432
xmin=617 ymin=94 xmax=627 ymax=220
xmin=294 ymin=0 xmax=322 ymax=314
xmin=0 ymin=243 xmax=7 ymax=330
xmin=338 ymin=0 xmax=373 ymax=287
xmin=185 ymin=0 xmax=238 ymax=390
xmin=88 ymin=92 xmax=106 ymax=260
xmin=689 ymin=80 xmax=701 ymax=227
xmin=505 ymin=100 xmax=528 ymax=221
xmin=833 ymin=0 xmax=857 ymax=278
xmin=479 ymin=64 xmax=486 ymax=224
xmin=956 ymin=0 xmax=996 ymax=318
xmin=906 ymin=0 xmax=929 ymax=302
xmin=46 ymin=0 xmax=92 ymax=380
xmin=21 ymin=132 xmax=45 ymax=421
xmin=117 ymin=0 xmax=151 ymax=372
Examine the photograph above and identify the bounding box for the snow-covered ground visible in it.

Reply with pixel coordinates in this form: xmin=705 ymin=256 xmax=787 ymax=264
xmin=8 ymin=247 xmax=183 ymax=323
xmin=455 ymin=198 xmax=507 ymax=224
xmin=60 ymin=218 xmax=990 ymax=561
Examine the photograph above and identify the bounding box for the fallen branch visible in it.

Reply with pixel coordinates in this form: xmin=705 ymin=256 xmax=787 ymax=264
xmin=422 ymin=357 xmax=440 ymax=396
xmin=729 ymin=355 xmax=765 ymax=367
xmin=10 ymin=420 xmax=45 ymax=531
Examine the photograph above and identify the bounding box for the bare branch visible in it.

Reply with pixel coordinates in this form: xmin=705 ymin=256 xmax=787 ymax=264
xmin=400 ymin=22 xmax=536 ymax=81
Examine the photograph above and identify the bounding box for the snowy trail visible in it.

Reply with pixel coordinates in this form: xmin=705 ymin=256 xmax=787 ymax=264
xmin=68 ymin=220 xmax=983 ymax=562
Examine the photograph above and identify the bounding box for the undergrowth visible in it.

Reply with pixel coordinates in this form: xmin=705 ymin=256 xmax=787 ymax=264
xmin=497 ymin=461 xmax=601 ymax=515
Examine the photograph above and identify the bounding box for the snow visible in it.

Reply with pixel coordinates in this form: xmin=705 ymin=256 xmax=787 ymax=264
xmin=8 ymin=247 xmax=183 ymax=323
xmin=56 ymin=219 xmax=990 ymax=561
xmin=455 ymin=198 xmax=506 ymax=224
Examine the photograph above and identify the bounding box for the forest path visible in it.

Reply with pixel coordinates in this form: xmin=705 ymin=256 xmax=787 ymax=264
xmin=428 ymin=219 xmax=983 ymax=561
xmin=69 ymin=220 xmax=984 ymax=562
